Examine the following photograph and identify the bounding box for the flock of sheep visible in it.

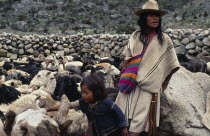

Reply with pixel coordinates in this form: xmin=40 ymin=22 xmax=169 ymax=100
xmin=0 ymin=53 xmax=122 ymax=136
xmin=1 ymin=53 xmax=210 ymax=136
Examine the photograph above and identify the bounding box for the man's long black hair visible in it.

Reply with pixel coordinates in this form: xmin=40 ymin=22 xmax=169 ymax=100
xmin=137 ymin=12 xmax=164 ymax=46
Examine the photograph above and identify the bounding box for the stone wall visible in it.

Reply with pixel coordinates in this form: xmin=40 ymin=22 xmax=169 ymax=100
xmin=0 ymin=28 xmax=210 ymax=60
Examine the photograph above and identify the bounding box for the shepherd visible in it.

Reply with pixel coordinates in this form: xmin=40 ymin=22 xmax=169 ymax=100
xmin=116 ymin=0 xmax=180 ymax=136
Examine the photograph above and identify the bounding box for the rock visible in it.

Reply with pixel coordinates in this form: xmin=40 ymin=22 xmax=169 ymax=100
xmin=18 ymin=44 xmax=24 ymax=48
xmin=43 ymin=43 xmax=48 ymax=48
xmin=173 ymin=39 xmax=183 ymax=47
xmin=160 ymin=67 xmax=210 ymax=136
xmin=197 ymin=53 xmax=204 ymax=58
xmin=44 ymin=49 xmax=51 ymax=55
xmin=56 ymin=51 xmax=64 ymax=57
xmin=10 ymin=54 xmax=18 ymax=60
xmin=6 ymin=52 xmax=12 ymax=58
xmin=64 ymin=48 xmax=70 ymax=55
xmin=83 ymin=43 xmax=91 ymax=48
xmin=57 ymin=45 xmax=63 ymax=51
xmin=198 ymin=32 xmax=206 ymax=40
xmin=3 ymin=44 xmax=8 ymax=50
xmin=104 ymin=46 xmax=110 ymax=53
xmin=193 ymin=29 xmax=203 ymax=34
xmin=18 ymin=49 xmax=24 ymax=55
xmin=94 ymin=44 xmax=101 ymax=49
xmin=189 ymin=34 xmax=197 ymax=42
xmin=181 ymin=38 xmax=190 ymax=45
xmin=116 ymin=48 xmax=124 ymax=55
xmin=69 ymin=48 xmax=75 ymax=53
xmin=25 ymin=44 xmax=32 ymax=50
xmin=195 ymin=39 xmax=203 ymax=47
xmin=111 ymin=49 xmax=116 ymax=56
xmin=26 ymin=48 xmax=34 ymax=54
xmin=52 ymin=43 xmax=58 ymax=49
xmin=186 ymin=42 xmax=195 ymax=50
xmin=33 ymin=50 xmax=40 ymax=57
xmin=63 ymin=44 xmax=68 ymax=48
xmin=33 ymin=44 xmax=40 ymax=49
xmin=195 ymin=46 xmax=202 ymax=53
xmin=6 ymin=40 xmax=11 ymax=44
xmin=201 ymin=49 xmax=210 ymax=56
xmin=187 ymin=49 xmax=197 ymax=55
xmin=11 ymin=48 xmax=18 ymax=54
xmin=11 ymin=42 xmax=17 ymax=47
xmin=203 ymin=37 xmax=210 ymax=46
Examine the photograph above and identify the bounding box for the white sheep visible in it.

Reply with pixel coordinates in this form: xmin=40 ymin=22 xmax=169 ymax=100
xmin=96 ymin=63 xmax=120 ymax=88
xmin=65 ymin=61 xmax=83 ymax=74
xmin=11 ymin=108 xmax=60 ymax=136
xmin=30 ymin=70 xmax=57 ymax=94
xmin=16 ymin=84 xmax=33 ymax=94
xmin=0 ymin=90 xmax=56 ymax=114
xmin=4 ymin=79 xmax=22 ymax=88
xmin=65 ymin=109 xmax=88 ymax=135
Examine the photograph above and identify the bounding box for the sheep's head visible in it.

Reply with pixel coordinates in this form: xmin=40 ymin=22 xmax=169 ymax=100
xmin=30 ymin=70 xmax=56 ymax=87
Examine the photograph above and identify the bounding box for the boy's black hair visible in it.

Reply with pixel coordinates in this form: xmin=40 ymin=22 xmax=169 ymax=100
xmin=80 ymin=74 xmax=107 ymax=101
xmin=137 ymin=12 xmax=164 ymax=46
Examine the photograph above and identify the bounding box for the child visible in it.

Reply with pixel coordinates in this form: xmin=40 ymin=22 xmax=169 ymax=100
xmin=46 ymin=74 xmax=128 ymax=136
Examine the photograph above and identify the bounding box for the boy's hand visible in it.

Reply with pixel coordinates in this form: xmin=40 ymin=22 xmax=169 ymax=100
xmin=121 ymin=127 xmax=128 ymax=136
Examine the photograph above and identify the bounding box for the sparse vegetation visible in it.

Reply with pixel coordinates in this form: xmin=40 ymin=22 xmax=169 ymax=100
xmin=0 ymin=0 xmax=209 ymax=34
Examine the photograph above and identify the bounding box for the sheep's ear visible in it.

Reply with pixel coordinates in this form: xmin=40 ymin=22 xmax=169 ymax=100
xmin=72 ymin=75 xmax=83 ymax=83
xmin=46 ymin=71 xmax=51 ymax=75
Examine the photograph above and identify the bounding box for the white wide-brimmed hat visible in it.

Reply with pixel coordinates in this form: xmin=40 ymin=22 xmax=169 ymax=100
xmin=134 ymin=0 xmax=167 ymax=16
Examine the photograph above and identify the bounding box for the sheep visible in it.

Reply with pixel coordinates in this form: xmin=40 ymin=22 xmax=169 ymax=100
xmin=65 ymin=109 xmax=88 ymax=135
xmin=4 ymin=79 xmax=22 ymax=88
xmin=0 ymin=83 xmax=21 ymax=104
xmin=65 ymin=61 xmax=83 ymax=75
xmin=0 ymin=55 xmax=124 ymax=135
xmin=10 ymin=108 xmax=60 ymax=136
xmin=96 ymin=63 xmax=120 ymax=88
xmin=0 ymin=75 xmax=6 ymax=83
xmin=52 ymin=74 xmax=82 ymax=101
xmin=53 ymin=95 xmax=88 ymax=136
xmin=177 ymin=54 xmax=207 ymax=73
xmin=107 ymin=87 xmax=119 ymax=101
xmin=15 ymin=84 xmax=33 ymax=94
xmin=9 ymin=69 xmax=30 ymax=77
xmin=5 ymin=70 xmax=32 ymax=84
xmin=31 ymin=89 xmax=57 ymax=108
xmin=30 ymin=70 xmax=57 ymax=94
xmin=0 ymin=91 xmax=56 ymax=114
xmin=98 ymin=56 xmax=123 ymax=69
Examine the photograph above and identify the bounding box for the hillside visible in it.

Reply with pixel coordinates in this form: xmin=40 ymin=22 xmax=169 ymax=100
xmin=0 ymin=0 xmax=209 ymax=35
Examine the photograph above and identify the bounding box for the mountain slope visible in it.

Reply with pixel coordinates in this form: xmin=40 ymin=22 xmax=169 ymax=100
xmin=0 ymin=0 xmax=209 ymax=35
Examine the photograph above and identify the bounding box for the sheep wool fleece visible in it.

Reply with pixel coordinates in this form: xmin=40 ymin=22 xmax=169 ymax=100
xmin=116 ymin=30 xmax=180 ymax=133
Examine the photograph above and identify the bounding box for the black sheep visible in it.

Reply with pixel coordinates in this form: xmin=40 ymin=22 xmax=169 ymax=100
xmin=0 ymin=84 xmax=21 ymax=104
xmin=52 ymin=74 xmax=82 ymax=102
xmin=177 ymin=54 xmax=207 ymax=73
